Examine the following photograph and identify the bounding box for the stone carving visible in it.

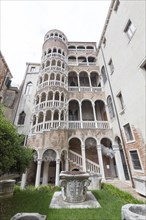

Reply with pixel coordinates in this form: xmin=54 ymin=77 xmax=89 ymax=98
xmin=42 ymin=149 xmax=56 ymax=161
xmin=60 ymin=171 xmax=90 ymax=203
xmin=122 ymin=204 xmax=146 ymax=220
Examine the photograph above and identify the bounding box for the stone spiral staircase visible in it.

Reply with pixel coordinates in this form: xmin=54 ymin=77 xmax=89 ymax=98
xmin=69 ymin=150 xmax=100 ymax=173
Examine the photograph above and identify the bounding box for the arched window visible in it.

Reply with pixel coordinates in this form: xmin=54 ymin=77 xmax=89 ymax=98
xmin=56 ymin=74 xmax=60 ymax=81
xmin=101 ymin=66 xmax=107 ymax=84
xmin=33 ymin=115 xmax=36 ymax=125
xmin=48 ymin=49 xmax=51 ymax=54
xmin=53 ymin=48 xmax=57 ymax=53
xmin=58 ymin=49 xmax=61 ymax=54
xmin=61 ymin=93 xmax=64 ymax=101
xmin=45 ymin=110 xmax=51 ymax=121
xmin=44 ymin=74 xmax=48 ymax=81
xmin=18 ymin=111 xmax=26 ymax=125
xmin=52 ymin=60 xmax=56 ymax=66
xmin=25 ymin=82 xmax=32 ymax=95
xmin=46 ymin=60 xmax=50 ymax=67
xmin=54 ymin=110 xmax=59 ymax=120
xmin=55 ymin=91 xmax=59 ymax=100
xmin=62 ymin=62 xmax=65 ymax=69
xmin=38 ymin=112 xmax=44 ymax=123
xmin=41 ymin=93 xmax=46 ymax=102
xmin=57 ymin=60 xmax=61 ymax=67
xmin=61 ymin=111 xmax=64 ymax=120
xmin=62 ymin=76 xmax=64 ymax=82
xmin=48 ymin=91 xmax=53 ymax=100
xmin=107 ymin=96 xmax=115 ymax=119
xmin=50 ymin=73 xmax=55 ymax=80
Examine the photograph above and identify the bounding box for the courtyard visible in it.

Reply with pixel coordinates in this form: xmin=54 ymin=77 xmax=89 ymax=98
xmin=0 ymin=183 xmax=144 ymax=220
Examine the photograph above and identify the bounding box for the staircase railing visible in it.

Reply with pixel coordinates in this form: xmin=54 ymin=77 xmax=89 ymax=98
xmin=69 ymin=150 xmax=100 ymax=173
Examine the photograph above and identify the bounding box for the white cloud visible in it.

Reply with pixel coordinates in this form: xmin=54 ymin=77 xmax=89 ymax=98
xmin=1 ymin=0 xmax=111 ymax=85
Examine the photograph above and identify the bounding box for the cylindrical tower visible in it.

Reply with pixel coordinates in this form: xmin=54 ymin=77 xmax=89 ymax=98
xmin=32 ymin=29 xmax=68 ymax=133
xmin=27 ymin=30 xmax=69 ymax=186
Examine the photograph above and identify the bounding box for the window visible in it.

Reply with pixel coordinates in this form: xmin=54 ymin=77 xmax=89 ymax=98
xmin=18 ymin=111 xmax=26 ymax=125
xmin=108 ymin=59 xmax=114 ymax=74
xmin=25 ymin=82 xmax=33 ymax=95
xmin=123 ymin=123 xmax=134 ymax=142
xmin=130 ymin=150 xmax=142 ymax=170
xmin=114 ymin=0 xmax=120 ymax=11
xmin=124 ymin=20 xmax=136 ymax=40
xmin=140 ymin=58 xmax=146 ymax=71
xmin=103 ymin=37 xmax=106 ymax=47
xmin=101 ymin=66 xmax=107 ymax=84
xmin=30 ymin=66 xmax=35 ymax=72
xmin=5 ymin=76 xmax=11 ymax=88
xmin=107 ymin=96 xmax=115 ymax=119
xmin=117 ymin=91 xmax=125 ymax=112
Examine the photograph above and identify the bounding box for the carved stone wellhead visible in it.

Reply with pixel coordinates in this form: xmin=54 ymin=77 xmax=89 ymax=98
xmin=59 ymin=171 xmax=91 ymax=203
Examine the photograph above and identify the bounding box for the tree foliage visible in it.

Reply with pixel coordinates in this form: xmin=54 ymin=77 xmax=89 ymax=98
xmin=0 ymin=106 xmax=32 ymax=176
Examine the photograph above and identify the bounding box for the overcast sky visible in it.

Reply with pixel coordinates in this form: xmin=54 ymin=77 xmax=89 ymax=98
xmin=1 ymin=0 xmax=111 ymax=86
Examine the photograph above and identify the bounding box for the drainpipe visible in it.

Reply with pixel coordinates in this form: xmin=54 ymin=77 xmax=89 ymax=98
xmin=100 ymin=46 xmax=134 ymax=188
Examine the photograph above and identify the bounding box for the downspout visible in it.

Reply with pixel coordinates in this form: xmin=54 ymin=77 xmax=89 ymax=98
xmin=100 ymin=46 xmax=135 ymax=188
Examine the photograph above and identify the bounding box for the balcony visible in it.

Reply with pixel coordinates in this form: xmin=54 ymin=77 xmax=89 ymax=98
xmin=41 ymin=66 xmax=66 ymax=74
xmin=31 ymin=120 xmax=110 ymax=133
xmin=68 ymin=86 xmax=103 ymax=92
xmin=35 ymin=100 xmax=65 ymax=111
xmin=38 ymin=80 xmax=65 ymax=90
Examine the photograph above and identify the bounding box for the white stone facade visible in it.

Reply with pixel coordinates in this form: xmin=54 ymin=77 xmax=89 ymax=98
xmin=97 ymin=0 xmax=146 ymax=184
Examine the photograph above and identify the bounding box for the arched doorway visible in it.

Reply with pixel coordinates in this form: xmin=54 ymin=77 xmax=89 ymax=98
xmin=101 ymin=138 xmax=117 ymax=179
xmin=42 ymin=149 xmax=57 ymax=185
xmin=69 ymin=138 xmax=82 ymax=171
xmin=85 ymin=137 xmax=99 ymax=172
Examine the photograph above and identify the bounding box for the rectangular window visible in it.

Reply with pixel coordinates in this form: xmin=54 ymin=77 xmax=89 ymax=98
xmin=123 ymin=123 xmax=134 ymax=142
xmin=117 ymin=91 xmax=125 ymax=111
xmin=108 ymin=59 xmax=114 ymax=74
xmin=124 ymin=20 xmax=136 ymax=40
xmin=140 ymin=58 xmax=146 ymax=71
xmin=30 ymin=66 xmax=35 ymax=72
xmin=114 ymin=0 xmax=120 ymax=11
xmin=130 ymin=150 xmax=142 ymax=170
xmin=103 ymin=37 xmax=106 ymax=48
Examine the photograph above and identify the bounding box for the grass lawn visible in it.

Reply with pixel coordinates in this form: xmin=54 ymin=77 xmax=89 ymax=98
xmin=0 ymin=183 xmax=143 ymax=220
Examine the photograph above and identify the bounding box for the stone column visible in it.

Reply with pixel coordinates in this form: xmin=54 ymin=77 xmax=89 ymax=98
xmin=55 ymin=159 xmax=60 ymax=186
xmin=65 ymin=156 xmax=69 ymax=171
xmin=58 ymin=110 xmax=61 ymax=127
xmin=43 ymin=112 xmax=46 ymax=129
xmin=42 ymin=161 xmax=49 ymax=185
xmin=81 ymin=144 xmax=86 ymax=172
xmin=92 ymin=103 xmax=97 ymax=128
xmin=97 ymin=145 xmax=105 ymax=181
xmin=113 ymin=146 xmax=125 ymax=180
xmin=88 ymin=73 xmax=92 ymax=91
xmin=35 ymin=115 xmax=39 ymax=133
xmin=79 ymin=103 xmax=83 ymax=128
xmin=20 ymin=170 xmax=27 ymax=189
xmin=51 ymin=110 xmax=54 ymax=127
xmin=78 ymin=74 xmax=80 ymax=92
xmin=35 ymin=159 xmax=42 ymax=188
